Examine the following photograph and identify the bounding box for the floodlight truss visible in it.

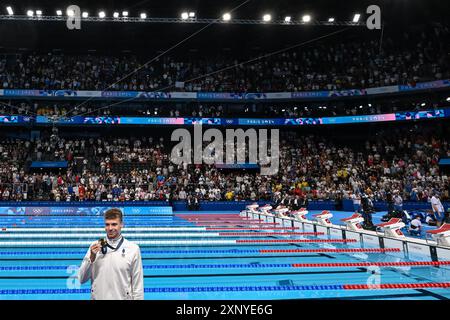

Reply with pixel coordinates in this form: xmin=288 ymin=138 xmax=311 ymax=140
xmin=0 ymin=15 xmax=366 ymax=26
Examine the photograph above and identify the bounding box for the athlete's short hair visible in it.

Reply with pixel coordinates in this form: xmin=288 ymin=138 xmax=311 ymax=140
xmin=104 ymin=208 xmax=123 ymax=222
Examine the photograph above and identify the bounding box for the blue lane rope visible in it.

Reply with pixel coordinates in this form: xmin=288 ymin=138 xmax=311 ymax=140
xmin=0 ymin=251 xmax=86 ymax=255
xmin=0 ymin=285 xmax=346 ymax=295
xmin=0 ymin=263 xmax=294 ymax=271
xmin=142 ymin=264 xmax=294 ymax=269
xmin=141 ymin=249 xmax=261 ymax=254
xmin=0 ymin=249 xmax=262 ymax=255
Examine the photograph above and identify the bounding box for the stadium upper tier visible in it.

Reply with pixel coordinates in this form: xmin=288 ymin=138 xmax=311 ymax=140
xmin=1 ymin=26 xmax=448 ymax=93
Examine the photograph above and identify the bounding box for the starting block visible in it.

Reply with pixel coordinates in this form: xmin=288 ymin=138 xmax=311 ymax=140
xmin=291 ymin=208 xmax=310 ymax=222
xmin=273 ymin=206 xmax=290 ymax=218
xmin=246 ymin=203 xmax=260 ymax=214
xmin=341 ymin=213 xmax=364 ymax=231
xmin=246 ymin=203 xmax=259 ymax=211
xmin=259 ymin=204 xmax=273 ymax=215
xmin=314 ymin=210 xmax=334 ymax=227
xmin=240 ymin=203 xmax=260 ymax=217
xmin=427 ymin=223 xmax=450 ymax=247
xmin=376 ymin=218 xmax=406 ymax=238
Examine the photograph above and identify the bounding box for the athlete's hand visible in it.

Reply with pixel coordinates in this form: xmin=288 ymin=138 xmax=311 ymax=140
xmin=90 ymin=243 xmax=101 ymax=263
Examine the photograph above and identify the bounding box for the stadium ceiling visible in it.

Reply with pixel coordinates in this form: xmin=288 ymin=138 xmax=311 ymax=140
xmin=0 ymin=0 xmax=447 ymax=25
xmin=0 ymin=0 xmax=446 ymax=52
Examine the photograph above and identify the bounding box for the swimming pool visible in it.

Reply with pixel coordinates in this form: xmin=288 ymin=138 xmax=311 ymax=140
xmin=0 ymin=211 xmax=449 ymax=300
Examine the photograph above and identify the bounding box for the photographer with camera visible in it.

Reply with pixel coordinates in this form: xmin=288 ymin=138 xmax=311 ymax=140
xmin=361 ymin=192 xmax=375 ymax=230
xmin=386 ymin=190 xmax=394 ymax=213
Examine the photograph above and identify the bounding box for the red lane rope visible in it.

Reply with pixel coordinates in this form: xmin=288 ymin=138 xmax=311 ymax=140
xmin=184 ymin=219 xmax=264 ymax=222
xmin=260 ymin=248 xmax=401 ymax=253
xmin=183 ymin=217 xmax=258 ymax=219
xmin=219 ymin=232 xmax=323 ymax=236
xmin=198 ymin=223 xmax=280 ymax=227
xmin=292 ymin=261 xmax=450 ymax=268
xmin=176 ymin=214 xmax=242 ymax=216
xmin=183 ymin=216 xmax=258 ymax=218
xmin=344 ymin=282 xmax=450 ymax=290
xmin=236 ymin=239 xmax=357 ymax=243
xmin=197 ymin=222 xmax=279 ymax=224
xmin=206 ymin=227 xmax=300 ymax=230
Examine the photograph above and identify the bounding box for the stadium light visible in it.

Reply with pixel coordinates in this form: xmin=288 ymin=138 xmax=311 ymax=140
xmin=284 ymin=16 xmax=291 ymax=23
xmin=189 ymin=12 xmax=195 ymax=18
xmin=82 ymin=12 xmax=89 ymax=18
xmin=421 ymin=102 xmax=426 ymax=107
xmin=222 ymin=13 xmax=231 ymax=21
xmin=56 ymin=10 xmax=62 ymax=16
xmin=353 ymin=14 xmax=361 ymax=22
xmin=302 ymin=15 xmax=311 ymax=22
xmin=6 ymin=6 xmax=13 ymax=15
xmin=26 ymin=10 xmax=34 ymax=17
xmin=328 ymin=17 xmax=335 ymax=22
xmin=113 ymin=12 xmax=119 ymax=18
xmin=99 ymin=11 xmax=106 ymax=18
xmin=446 ymin=97 xmax=450 ymax=102
xmin=181 ymin=12 xmax=189 ymax=20
xmin=263 ymin=14 xmax=271 ymax=22
xmin=140 ymin=13 xmax=147 ymax=19
xmin=36 ymin=10 xmax=42 ymax=16
xmin=359 ymin=105 xmax=363 ymax=109
xmin=122 ymin=11 xmax=128 ymax=17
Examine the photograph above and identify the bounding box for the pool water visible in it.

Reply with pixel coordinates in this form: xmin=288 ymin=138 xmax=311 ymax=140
xmin=0 ymin=211 xmax=449 ymax=300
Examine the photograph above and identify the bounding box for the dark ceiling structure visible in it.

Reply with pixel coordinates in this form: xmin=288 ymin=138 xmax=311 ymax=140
xmin=0 ymin=0 xmax=447 ymax=53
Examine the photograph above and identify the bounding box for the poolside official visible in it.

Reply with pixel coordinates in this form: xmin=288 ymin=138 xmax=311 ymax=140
xmin=78 ymin=208 xmax=144 ymax=300
xmin=431 ymin=191 xmax=445 ymax=228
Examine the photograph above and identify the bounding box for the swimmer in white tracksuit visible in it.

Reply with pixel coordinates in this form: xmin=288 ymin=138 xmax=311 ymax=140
xmin=78 ymin=208 xmax=144 ymax=300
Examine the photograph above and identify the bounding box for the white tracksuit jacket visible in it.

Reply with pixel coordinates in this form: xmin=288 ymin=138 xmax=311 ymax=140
xmin=78 ymin=236 xmax=144 ymax=300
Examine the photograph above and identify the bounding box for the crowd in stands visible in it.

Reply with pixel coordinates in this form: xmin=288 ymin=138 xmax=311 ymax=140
xmin=0 ymin=26 xmax=448 ymax=93
xmin=0 ymin=23 xmax=448 ymax=216
xmin=0 ymin=124 xmax=448 ymax=205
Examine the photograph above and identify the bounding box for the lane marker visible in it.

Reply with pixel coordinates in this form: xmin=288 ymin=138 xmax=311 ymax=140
xmin=291 ymin=261 xmax=450 ymax=268
xmin=0 ymin=227 xmax=207 ymax=232
xmin=0 ymin=232 xmax=323 ymax=239
xmin=1 ymin=283 xmax=449 ymax=295
xmin=0 ymin=240 xmax=238 ymax=246
xmin=206 ymin=227 xmax=300 ymax=230
xmin=260 ymin=248 xmax=401 ymax=253
xmin=0 ymin=233 xmax=230 ymax=239
xmin=0 ymin=249 xmax=260 ymax=255
xmin=0 ymin=248 xmax=402 ymax=255
xmin=218 ymin=232 xmax=324 ymax=236
xmin=0 ymin=238 xmax=354 ymax=246
xmin=2 ymin=261 xmax=449 ymax=271
xmin=0 ymin=248 xmax=402 ymax=256
xmin=236 ymin=239 xmax=357 ymax=243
